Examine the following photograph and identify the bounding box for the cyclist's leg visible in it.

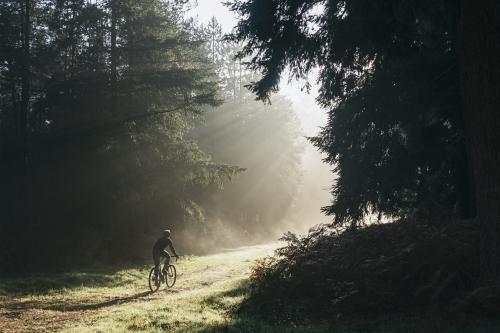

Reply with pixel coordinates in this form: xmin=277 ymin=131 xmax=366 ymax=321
xmin=162 ymin=251 xmax=171 ymax=273
xmin=153 ymin=251 xmax=161 ymax=276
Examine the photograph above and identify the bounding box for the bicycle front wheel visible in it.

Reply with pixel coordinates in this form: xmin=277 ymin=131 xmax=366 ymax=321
xmin=165 ymin=265 xmax=176 ymax=288
xmin=149 ymin=267 xmax=161 ymax=292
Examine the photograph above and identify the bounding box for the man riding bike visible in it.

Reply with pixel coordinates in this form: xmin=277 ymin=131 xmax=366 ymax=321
xmin=152 ymin=229 xmax=178 ymax=280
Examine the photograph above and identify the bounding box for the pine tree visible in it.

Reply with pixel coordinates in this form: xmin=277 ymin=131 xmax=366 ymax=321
xmin=228 ymin=0 xmax=500 ymax=278
xmin=229 ymin=0 xmax=468 ymax=226
xmin=0 ymin=0 xmax=241 ymax=272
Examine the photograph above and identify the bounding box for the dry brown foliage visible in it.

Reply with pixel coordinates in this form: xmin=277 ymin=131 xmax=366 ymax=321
xmin=247 ymin=221 xmax=498 ymax=320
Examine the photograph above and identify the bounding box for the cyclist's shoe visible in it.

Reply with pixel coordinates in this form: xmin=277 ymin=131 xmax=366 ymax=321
xmin=159 ymin=274 xmax=165 ymax=283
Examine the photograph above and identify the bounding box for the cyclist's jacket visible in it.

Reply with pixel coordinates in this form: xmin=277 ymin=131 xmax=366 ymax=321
xmin=153 ymin=236 xmax=176 ymax=255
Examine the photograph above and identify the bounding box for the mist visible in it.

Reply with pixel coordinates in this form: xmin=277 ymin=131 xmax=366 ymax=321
xmin=189 ymin=1 xmax=333 ymax=238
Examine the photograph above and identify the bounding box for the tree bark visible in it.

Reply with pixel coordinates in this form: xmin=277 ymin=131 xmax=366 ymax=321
xmin=459 ymin=0 xmax=500 ymax=282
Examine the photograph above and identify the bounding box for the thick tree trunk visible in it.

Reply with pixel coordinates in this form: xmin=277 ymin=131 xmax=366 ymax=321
xmin=459 ymin=0 xmax=500 ymax=282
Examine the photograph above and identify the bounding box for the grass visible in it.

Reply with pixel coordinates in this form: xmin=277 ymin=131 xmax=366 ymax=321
xmin=0 ymin=243 xmax=334 ymax=333
xmin=1 ymin=243 xmax=500 ymax=332
xmin=0 ymin=266 xmax=144 ymax=296
xmin=63 ymin=280 xmax=334 ymax=333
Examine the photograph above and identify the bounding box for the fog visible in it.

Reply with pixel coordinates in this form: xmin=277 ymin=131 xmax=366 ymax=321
xmin=189 ymin=1 xmax=333 ymax=235
xmin=280 ymin=81 xmax=333 ymax=234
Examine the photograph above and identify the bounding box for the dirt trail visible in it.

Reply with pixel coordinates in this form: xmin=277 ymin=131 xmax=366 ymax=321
xmin=0 ymin=243 xmax=276 ymax=333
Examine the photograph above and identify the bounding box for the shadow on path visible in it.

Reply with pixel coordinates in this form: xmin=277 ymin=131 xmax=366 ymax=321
xmin=0 ymin=267 xmax=150 ymax=297
xmin=50 ymin=290 xmax=154 ymax=311
xmin=1 ymin=290 xmax=154 ymax=312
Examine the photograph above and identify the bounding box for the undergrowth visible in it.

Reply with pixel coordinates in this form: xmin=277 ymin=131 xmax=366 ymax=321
xmin=247 ymin=221 xmax=500 ymax=327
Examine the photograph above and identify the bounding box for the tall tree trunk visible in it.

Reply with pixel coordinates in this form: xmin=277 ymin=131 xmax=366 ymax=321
xmin=459 ymin=0 xmax=500 ymax=282
xmin=238 ymin=59 xmax=242 ymax=100
xmin=69 ymin=1 xmax=77 ymax=73
xmin=212 ymin=33 xmax=215 ymax=63
xmin=9 ymin=63 xmax=18 ymax=124
xmin=110 ymin=0 xmax=118 ymax=116
xmin=20 ymin=0 xmax=30 ymax=147
xmin=12 ymin=0 xmax=32 ymax=255
xmin=233 ymin=60 xmax=237 ymax=99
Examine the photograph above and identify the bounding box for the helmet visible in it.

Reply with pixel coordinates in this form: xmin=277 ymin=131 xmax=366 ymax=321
xmin=162 ymin=229 xmax=171 ymax=237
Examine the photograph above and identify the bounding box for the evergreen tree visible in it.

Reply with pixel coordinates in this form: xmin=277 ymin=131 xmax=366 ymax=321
xmin=0 ymin=0 xmax=241 ymax=272
xmin=228 ymin=0 xmax=500 ymax=278
xmin=202 ymin=17 xmax=251 ymax=100
xmin=459 ymin=0 xmax=500 ymax=281
xmin=228 ymin=0 xmax=470 ymax=226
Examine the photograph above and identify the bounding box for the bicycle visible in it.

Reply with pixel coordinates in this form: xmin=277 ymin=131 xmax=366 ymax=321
xmin=148 ymin=255 xmax=178 ymax=292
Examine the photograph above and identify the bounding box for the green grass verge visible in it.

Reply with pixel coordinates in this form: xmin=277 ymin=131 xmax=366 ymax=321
xmin=1 ymin=244 xmax=500 ymax=333
xmin=62 ymin=279 xmax=334 ymax=333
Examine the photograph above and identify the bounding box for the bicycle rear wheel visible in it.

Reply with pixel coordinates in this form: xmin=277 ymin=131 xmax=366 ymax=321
xmin=165 ymin=265 xmax=176 ymax=288
xmin=149 ymin=267 xmax=161 ymax=292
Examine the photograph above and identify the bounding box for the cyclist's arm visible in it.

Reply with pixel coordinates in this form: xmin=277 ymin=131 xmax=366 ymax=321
xmin=169 ymin=243 xmax=178 ymax=257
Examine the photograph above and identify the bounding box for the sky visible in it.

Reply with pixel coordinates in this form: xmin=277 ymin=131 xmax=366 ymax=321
xmin=188 ymin=1 xmax=238 ymax=33
xmin=188 ymin=0 xmax=332 ymax=229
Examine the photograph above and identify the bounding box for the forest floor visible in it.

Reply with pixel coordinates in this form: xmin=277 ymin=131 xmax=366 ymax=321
xmin=1 ymin=243 xmax=498 ymax=333
xmin=0 ymin=243 xmax=331 ymax=333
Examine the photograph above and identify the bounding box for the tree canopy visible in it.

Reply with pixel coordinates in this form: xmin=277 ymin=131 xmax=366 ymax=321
xmin=228 ymin=0 xmax=471 ymax=227
xmin=228 ymin=0 xmax=500 ymax=278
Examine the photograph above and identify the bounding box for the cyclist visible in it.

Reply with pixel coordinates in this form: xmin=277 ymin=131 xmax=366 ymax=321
xmin=152 ymin=229 xmax=178 ymax=280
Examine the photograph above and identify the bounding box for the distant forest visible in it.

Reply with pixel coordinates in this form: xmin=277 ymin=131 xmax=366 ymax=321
xmin=0 ymin=1 xmax=302 ymax=273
